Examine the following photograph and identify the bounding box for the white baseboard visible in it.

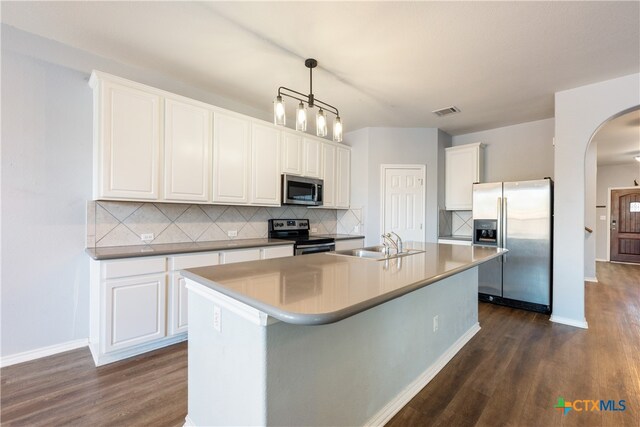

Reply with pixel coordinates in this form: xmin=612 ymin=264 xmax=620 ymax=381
xmin=550 ymin=315 xmax=588 ymax=329
xmin=1 ymin=338 xmax=88 ymax=368
xmin=584 ymin=276 xmax=598 ymax=283
xmin=595 ymin=258 xmax=607 ymax=262
xmin=364 ymin=322 xmax=481 ymax=427
xmin=183 ymin=415 xmax=195 ymax=427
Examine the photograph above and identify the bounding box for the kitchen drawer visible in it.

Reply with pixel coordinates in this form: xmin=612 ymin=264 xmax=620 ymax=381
xmin=169 ymin=252 xmax=220 ymax=270
xmin=261 ymin=245 xmax=293 ymax=259
xmin=103 ymin=257 xmax=166 ymax=279
xmin=221 ymin=248 xmax=261 ymax=264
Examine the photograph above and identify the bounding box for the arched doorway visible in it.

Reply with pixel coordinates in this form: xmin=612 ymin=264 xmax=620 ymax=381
xmin=584 ymin=106 xmax=640 ymax=280
xmin=552 ymin=73 xmax=639 ymax=329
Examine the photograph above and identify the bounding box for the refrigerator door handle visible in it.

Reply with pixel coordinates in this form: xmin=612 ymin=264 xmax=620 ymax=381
xmin=503 ymin=197 xmax=508 ymax=261
xmin=497 ymin=197 xmax=502 ymax=247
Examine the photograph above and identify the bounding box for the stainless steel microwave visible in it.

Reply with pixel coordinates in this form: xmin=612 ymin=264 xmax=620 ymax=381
xmin=282 ymin=174 xmax=323 ymax=206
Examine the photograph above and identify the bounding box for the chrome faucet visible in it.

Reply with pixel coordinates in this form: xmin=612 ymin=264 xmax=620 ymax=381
xmin=381 ymin=234 xmax=398 ymax=254
xmin=390 ymin=232 xmax=403 ymax=253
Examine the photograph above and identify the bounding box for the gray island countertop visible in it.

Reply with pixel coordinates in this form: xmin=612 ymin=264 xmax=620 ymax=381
xmin=183 ymin=242 xmax=505 ymax=325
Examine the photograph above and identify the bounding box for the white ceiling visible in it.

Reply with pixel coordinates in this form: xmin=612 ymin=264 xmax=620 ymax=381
xmin=1 ymin=1 xmax=639 ymax=136
xmin=593 ymin=108 xmax=640 ymax=166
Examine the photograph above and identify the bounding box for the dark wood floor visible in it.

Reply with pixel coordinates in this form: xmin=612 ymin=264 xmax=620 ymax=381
xmin=1 ymin=261 xmax=638 ymax=426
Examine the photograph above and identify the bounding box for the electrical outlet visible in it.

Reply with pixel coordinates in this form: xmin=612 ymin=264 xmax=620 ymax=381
xmin=213 ymin=306 xmax=221 ymax=332
xmin=599 ymin=215 xmax=606 ymax=220
xmin=433 ymin=315 xmax=439 ymax=332
xmin=140 ymin=233 xmax=154 ymax=242
xmin=353 ymin=225 xmax=359 ymax=233
xmin=227 ymin=230 xmax=238 ymax=237
xmin=311 ymin=227 xmax=318 ymax=233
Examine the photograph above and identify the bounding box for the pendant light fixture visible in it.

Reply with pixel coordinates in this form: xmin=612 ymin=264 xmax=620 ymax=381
xmin=273 ymin=58 xmax=343 ymax=142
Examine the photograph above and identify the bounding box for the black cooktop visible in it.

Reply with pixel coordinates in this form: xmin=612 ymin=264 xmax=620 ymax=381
xmin=268 ymin=219 xmax=335 ymax=246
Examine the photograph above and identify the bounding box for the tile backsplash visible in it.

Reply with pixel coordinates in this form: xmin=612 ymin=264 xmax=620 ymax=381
xmin=451 ymin=210 xmax=472 ymax=237
xmin=87 ymin=201 xmax=337 ymax=248
xmin=337 ymin=208 xmax=364 ymax=235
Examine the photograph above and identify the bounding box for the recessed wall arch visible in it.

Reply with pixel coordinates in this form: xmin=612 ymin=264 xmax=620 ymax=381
xmin=552 ymin=73 xmax=640 ymax=329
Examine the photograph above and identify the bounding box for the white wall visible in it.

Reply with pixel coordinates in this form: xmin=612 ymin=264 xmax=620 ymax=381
xmin=553 ymin=73 xmax=640 ymax=329
xmin=452 ymin=118 xmax=555 ymax=182
xmin=1 ymin=48 xmax=92 ymax=356
xmin=345 ymin=127 xmax=441 ymax=245
xmin=584 ymin=143 xmax=597 ymax=280
xmin=0 ymin=25 xmax=279 ymax=359
xmin=595 ymin=163 xmax=640 ymax=260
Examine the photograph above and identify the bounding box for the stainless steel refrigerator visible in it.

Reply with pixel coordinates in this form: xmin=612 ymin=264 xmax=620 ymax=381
xmin=472 ymin=179 xmax=553 ymax=313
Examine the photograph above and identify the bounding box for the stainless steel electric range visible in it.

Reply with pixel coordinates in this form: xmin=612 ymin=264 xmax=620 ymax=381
xmin=268 ymin=219 xmax=335 ymax=255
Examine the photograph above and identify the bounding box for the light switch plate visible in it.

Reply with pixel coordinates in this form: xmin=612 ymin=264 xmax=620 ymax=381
xmin=227 ymin=230 xmax=238 ymax=237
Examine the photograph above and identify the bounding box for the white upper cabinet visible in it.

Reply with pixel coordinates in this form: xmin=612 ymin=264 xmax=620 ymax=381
xmin=281 ymin=131 xmax=303 ymax=176
xmin=91 ymin=74 xmax=161 ymax=200
xmin=90 ymin=71 xmax=352 ymax=207
xmin=321 ymin=143 xmax=337 ymax=208
xmin=445 ymin=143 xmax=484 ymax=211
xmin=303 ymin=138 xmax=322 ymax=179
xmin=251 ymin=123 xmax=281 ymax=206
xmin=212 ymin=112 xmax=251 ymax=204
xmin=335 ymin=146 xmax=351 ymax=209
xmin=164 ymin=97 xmax=212 ymax=202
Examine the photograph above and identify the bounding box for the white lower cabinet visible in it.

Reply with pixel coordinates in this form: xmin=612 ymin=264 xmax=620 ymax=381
xmin=168 ymin=251 xmax=220 ymax=336
xmin=90 ymin=244 xmax=292 ymax=366
xmin=104 ymin=274 xmax=167 ymax=353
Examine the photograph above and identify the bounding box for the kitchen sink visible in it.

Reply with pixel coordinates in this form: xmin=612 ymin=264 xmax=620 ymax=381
xmin=328 ymin=245 xmax=425 ymax=261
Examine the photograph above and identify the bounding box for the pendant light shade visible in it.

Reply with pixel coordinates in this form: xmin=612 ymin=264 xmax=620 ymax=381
xmin=333 ymin=116 xmax=343 ymax=142
xmin=296 ymin=102 xmax=307 ymax=132
xmin=316 ymin=108 xmax=327 ymax=137
xmin=273 ymin=96 xmax=286 ymax=126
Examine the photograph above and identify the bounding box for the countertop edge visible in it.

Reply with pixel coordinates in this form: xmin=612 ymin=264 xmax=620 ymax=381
xmin=182 ymin=248 xmax=506 ymax=326
xmin=86 ymin=239 xmax=294 ymax=260
xmin=317 ymin=234 xmax=365 ymax=241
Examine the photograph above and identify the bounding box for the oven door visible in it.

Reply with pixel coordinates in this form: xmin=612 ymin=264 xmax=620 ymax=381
xmin=295 ymin=242 xmax=335 ymax=255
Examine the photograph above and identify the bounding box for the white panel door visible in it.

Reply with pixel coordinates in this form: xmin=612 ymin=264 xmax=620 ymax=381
xmin=164 ymin=98 xmax=212 ymax=202
xmin=303 ymin=138 xmax=322 ymax=178
xmin=251 ymin=123 xmax=281 ymax=205
xmin=335 ymin=147 xmax=351 ymax=209
xmin=382 ymin=167 xmax=425 ymax=243
xmin=321 ymin=143 xmax=337 ymax=208
xmin=213 ymin=112 xmax=251 ymax=203
xmin=281 ymin=131 xmax=303 ymax=175
xmin=104 ymin=273 xmax=166 ymax=353
xmin=100 ymin=81 xmax=161 ymax=200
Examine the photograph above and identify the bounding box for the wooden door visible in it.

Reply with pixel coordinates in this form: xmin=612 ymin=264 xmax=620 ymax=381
xmin=610 ymin=188 xmax=640 ymax=263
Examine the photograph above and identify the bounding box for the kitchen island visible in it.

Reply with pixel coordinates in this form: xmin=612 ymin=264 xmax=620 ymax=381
xmin=182 ymin=243 xmax=504 ymax=427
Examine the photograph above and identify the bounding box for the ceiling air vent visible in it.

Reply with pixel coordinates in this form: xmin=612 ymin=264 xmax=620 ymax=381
xmin=432 ymin=106 xmax=461 ymax=117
